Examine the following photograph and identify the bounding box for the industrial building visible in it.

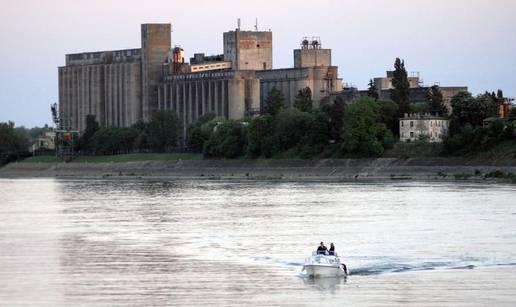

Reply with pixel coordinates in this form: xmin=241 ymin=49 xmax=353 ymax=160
xmin=58 ymin=23 xmax=342 ymax=137
xmin=327 ymin=71 xmax=468 ymax=114
xmin=58 ymin=21 xmax=472 ymax=148
xmin=157 ymin=33 xmax=342 ymax=135
xmin=371 ymin=71 xmax=468 ymax=112
xmin=59 ymin=24 xmax=171 ymax=131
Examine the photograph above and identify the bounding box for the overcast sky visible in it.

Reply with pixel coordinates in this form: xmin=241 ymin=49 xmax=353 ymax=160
xmin=1 ymin=0 xmax=515 ymax=127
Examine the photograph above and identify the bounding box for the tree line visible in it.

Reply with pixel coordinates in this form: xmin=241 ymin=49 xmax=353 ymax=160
xmin=0 ymin=122 xmax=31 ymax=166
xmin=189 ymin=87 xmax=397 ymax=159
xmin=443 ymin=90 xmax=516 ymax=155
xmin=190 ymin=58 xmax=515 ymax=159
xmin=76 ymin=110 xmax=180 ymax=155
xmin=0 ymin=123 xmax=55 ymax=166
xmin=366 ymin=58 xmax=516 ymax=156
xmin=2 ymin=58 xmax=515 ymax=165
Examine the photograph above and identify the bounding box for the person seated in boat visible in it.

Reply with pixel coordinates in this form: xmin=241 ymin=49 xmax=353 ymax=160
xmin=328 ymin=243 xmax=336 ymax=256
xmin=316 ymin=242 xmax=328 ymax=255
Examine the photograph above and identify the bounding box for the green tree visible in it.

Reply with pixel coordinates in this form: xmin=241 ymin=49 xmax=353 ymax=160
xmin=90 ymin=128 xmax=113 ymax=155
xmin=263 ymin=87 xmax=285 ymax=117
xmin=131 ymin=120 xmax=150 ymax=150
xmin=504 ymin=121 xmax=516 ymax=140
xmin=14 ymin=124 xmax=52 ymax=142
xmin=416 ymin=133 xmax=431 ymax=144
xmin=294 ymin=87 xmax=313 ymax=112
xmin=119 ymin=128 xmax=139 ymax=153
xmin=484 ymin=118 xmax=505 ymax=145
xmin=203 ymin=120 xmax=248 ymax=159
xmin=391 ymin=58 xmax=411 ymax=117
xmin=323 ymin=96 xmax=346 ymax=142
xmin=367 ymin=79 xmax=379 ymax=101
xmin=497 ymin=89 xmax=504 ymax=100
xmin=341 ymin=97 xmax=393 ymax=157
xmin=449 ymin=91 xmax=498 ymax=134
xmin=508 ymin=108 xmax=516 ymax=121
xmin=77 ymin=115 xmax=100 ymax=152
xmin=146 ymin=110 xmax=180 ymax=150
xmin=297 ymin=111 xmax=331 ymax=158
xmin=272 ymin=109 xmax=314 ymax=154
xmin=378 ymin=100 xmax=399 ymax=136
xmin=90 ymin=127 xmax=136 ymax=155
xmin=188 ymin=113 xmax=217 ymax=152
xmin=246 ymin=115 xmax=275 ymax=158
xmin=410 ymin=102 xmax=430 ymax=114
xmin=427 ymin=85 xmax=448 ymax=116
xmin=0 ymin=121 xmax=29 ymax=165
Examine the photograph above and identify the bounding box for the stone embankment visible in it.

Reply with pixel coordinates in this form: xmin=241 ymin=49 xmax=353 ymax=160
xmin=1 ymin=158 xmax=516 ymax=182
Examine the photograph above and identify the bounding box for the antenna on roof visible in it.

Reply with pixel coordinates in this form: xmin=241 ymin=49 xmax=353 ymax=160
xmin=237 ymin=18 xmax=241 ymax=30
xmin=255 ymin=18 xmax=258 ymax=31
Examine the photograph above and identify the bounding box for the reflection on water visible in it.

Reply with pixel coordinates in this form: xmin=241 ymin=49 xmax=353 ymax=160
xmin=1 ymin=179 xmax=516 ymax=306
xmin=301 ymin=276 xmax=347 ymax=292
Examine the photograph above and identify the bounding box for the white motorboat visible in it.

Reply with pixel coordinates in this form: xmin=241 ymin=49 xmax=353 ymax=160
xmin=302 ymin=251 xmax=348 ymax=277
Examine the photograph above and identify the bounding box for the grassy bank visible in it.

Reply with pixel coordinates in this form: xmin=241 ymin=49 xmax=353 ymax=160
xmin=473 ymin=141 xmax=516 ymax=159
xmin=16 ymin=141 xmax=516 ymax=164
xmin=383 ymin=141 xmax=516 ymax=159
xmin=21 ymin=153 xmax=202 ymax=163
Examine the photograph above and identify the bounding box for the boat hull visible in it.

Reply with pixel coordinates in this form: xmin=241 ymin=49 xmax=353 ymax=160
xmin=303 ymin=264 xmax=346 ymax=277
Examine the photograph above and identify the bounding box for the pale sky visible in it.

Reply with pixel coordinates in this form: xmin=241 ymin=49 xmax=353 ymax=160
xmin=1 ymin=0 xmax=515 ymax=127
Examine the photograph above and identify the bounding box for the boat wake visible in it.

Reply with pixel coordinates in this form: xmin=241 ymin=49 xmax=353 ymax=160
xmin=350 ymin=262 xmax=445 ymax=276
xmin=349 ymin=261 xmax=516 ymax=276
xmin=248 ymin=255 xmax=516 ymax=276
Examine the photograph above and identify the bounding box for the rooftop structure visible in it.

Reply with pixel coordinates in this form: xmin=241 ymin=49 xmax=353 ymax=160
xmin=223 ymin=29 xmax=273 ymax=71
xmin=374 ymin=71 xmax=422 ymax=90
xmin=294 ymin=37 xmax=331 ymax=68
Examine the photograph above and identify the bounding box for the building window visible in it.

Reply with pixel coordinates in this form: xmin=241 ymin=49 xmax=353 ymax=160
xmin=410 ymin=121 xmax=414 ymax=127
xmin=401 ymin=121 xmax=404 ymax=127
xmin=410 ymin=132 xmax=414 ymax=138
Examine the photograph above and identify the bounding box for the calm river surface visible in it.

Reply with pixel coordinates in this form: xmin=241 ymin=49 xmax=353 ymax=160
xmin=1 ymin=179 xmax=516 ymax=306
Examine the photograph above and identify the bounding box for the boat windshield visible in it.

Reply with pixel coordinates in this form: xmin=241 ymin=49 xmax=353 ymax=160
xmin=306 ymin=253 xmax=341 ymax=265
xmin=312 ymin=250 xmax=338 ymax=257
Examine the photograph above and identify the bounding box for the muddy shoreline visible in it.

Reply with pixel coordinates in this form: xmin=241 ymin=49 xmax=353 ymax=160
xmin=1 ymin=158 xmax=516 ymax=183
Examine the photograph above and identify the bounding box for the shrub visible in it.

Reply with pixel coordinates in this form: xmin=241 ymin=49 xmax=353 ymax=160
xmin=246 ymin=115 xmax=275 ymax=158
xmin=454 ymin=173 xmax=473 ymax=180
xmin=272 ymin=109 xmax=314 ymax=154
xmin=485 ymin=170 xmax=506 ymax=178
xmin=203 ymin=120 xmax=248 ymax=159
xmin=341 ymin=97 xmax=391 ymax=157
xmin=188 ymin=113 xmax=218 ymax=153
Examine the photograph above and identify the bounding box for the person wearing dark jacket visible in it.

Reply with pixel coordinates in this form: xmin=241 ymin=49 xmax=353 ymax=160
xmin=316 ymin=242 xmax=328 ymax=255
xmin=328 ymin=243 xmax=336 ymax=256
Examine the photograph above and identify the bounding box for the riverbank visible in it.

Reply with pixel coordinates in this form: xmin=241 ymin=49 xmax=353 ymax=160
xmin=1 ymin=158 xmax=516 ymax=182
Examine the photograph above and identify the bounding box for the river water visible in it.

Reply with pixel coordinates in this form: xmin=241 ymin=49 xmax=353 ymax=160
xmin=0 ymin=179 xmax=515 ymax=306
